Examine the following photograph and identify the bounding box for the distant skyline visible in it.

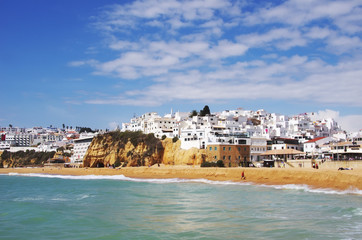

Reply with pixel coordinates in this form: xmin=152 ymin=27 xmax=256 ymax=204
xmin=1 ymin=0 xmax=361 ymax=132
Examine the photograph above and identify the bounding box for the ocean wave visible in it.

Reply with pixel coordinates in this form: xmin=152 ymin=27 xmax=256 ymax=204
xmin=5 ymin=172 xmax=361 ymax=196
xmin=5 ymin=172 xmax=252 ymax=186
xmin=353 ymin=208 xmax=362 ymax=216
xmin=14 ymin=197 xmax=44 ymax=202
xmin=259 ymin=183 xmax=362 ymax=196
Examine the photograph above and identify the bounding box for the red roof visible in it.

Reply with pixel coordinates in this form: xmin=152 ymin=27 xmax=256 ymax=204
xmin=305 ymin=137 xmax=326 ymax=143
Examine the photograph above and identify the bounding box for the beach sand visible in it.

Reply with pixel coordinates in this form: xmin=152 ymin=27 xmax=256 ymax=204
xmin=1 ymin=165 xmax=361 ymax=191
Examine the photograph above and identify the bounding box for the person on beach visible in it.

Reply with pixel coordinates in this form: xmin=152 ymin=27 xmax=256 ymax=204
xmin=241 ymin=171 xmax=246 ymax=180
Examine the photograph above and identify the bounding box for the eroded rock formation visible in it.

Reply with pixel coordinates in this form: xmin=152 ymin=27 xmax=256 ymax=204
xmin=83 ymin=131 xmax=206 ymax=167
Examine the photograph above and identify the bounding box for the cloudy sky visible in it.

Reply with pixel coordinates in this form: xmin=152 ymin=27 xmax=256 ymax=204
xmin=1 ymin=0 xmax=362 ymax=132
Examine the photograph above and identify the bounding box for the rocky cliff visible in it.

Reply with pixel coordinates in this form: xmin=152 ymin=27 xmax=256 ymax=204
xmin=0 ymin=150 xmax=55 ymax=168
xmin=83 ymin=131 xmax=206 ymax=167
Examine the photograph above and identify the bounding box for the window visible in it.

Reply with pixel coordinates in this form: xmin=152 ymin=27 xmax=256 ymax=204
xmin=209 ymin=147 xmax=212 ymax=151
xmin=223 ymin=147 xmax=226 ymax=150
xmin=214 ymin=147 xmax=217 ymax=150
xmin=223 ymin=156 xmax=225 ymax=160
xmin=229 ymin=147 xmax=231 ymax=151
xmin=228 ymin=156 xmax=231 ymax=160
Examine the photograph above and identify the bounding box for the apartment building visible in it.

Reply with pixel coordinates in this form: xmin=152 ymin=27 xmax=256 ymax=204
xmin=206 ymin=144 xmax=251 ymax=167
xmin=71 ymin=134 xmax=95 ymax=163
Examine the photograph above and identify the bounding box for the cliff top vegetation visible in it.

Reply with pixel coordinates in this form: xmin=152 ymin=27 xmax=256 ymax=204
xmin=0 ymin=150 xmax=55 ymax=168
xmin=95 ymin=130 xmax=163 ymax=150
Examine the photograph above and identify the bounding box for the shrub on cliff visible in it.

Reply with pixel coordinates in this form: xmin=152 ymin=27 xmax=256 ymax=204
xmin=216 ymin=160 xmax=225 ymax=167
xmin=0 ymin=150 xmax=55 ymax=167
xmin=114 ymin=157 xmax=121 ymax=168
xmin=201 ymin=160 xmax=225 ymax=168
xmin=201 ymin=161 xmax=214 ymax=167
xmin=99 ymin=130 xmax=159 ymax=148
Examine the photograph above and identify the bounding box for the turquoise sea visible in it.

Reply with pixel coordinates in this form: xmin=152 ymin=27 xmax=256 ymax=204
xmin=0 ymin=173 xmax=361 ymax=240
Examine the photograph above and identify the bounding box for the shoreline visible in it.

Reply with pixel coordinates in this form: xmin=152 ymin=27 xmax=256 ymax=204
xmin=1 ymin=166 xmax=361 ymax=192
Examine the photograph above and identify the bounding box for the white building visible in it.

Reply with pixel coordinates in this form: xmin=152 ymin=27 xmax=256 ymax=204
xmin=0 ymin=141 xmax=11 ymax=149
xmin=4 ymin=133 xmax=34 ymax=147
xmin=303 ymin=137 xmax=335 ymax=156
xmin=71 ymin=133 xmax=96 ymax=163
xmin=250 ymin=137 xmax=269 ymax=162
xmin=271 ymin=138 xmax=303 ymax=151
xmin=145 ymin=117 xmax=176 ymax=138
xmin=121 ymin=108 xmax=348 ymax=155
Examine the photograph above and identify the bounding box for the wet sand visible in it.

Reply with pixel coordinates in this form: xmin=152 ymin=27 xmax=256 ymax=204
xmin=1 ymin=165 xmax=361 ymax=191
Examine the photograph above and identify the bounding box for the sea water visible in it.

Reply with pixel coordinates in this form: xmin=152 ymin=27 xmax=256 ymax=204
xmin=0 ymin=173 xmax=361 ymax=240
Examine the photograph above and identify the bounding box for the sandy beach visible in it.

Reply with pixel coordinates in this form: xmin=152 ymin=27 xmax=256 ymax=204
xmin=1 ymin=165 xmax=361 ymax=191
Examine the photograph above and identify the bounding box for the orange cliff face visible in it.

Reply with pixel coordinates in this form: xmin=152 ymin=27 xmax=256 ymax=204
xmin=83 ymin=133 xmax=207 ymax=168
xmin=162 ymin=138 xmax=206 ymax=166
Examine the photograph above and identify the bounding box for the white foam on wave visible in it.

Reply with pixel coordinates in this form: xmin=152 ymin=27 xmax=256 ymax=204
xmin=353 ymin=208 xmax=362 ymax=216
xmin=7 ymin=172 xmax=132 ymax=180
xmin=6 ymin=172 xmax=361 ymax=196
xmin=77 ymin=194 xmax=90 ymax=200
xmin=6 ymin=172 xmax=250 ymax=184
xmin=259 ymin=183 xmax=362 ymax=196
xmin=14 ymin=197 xmax=44 ymax=202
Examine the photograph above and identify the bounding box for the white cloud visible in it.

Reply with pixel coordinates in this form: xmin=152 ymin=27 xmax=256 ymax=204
xmin=244 ymin=0 xmax=361 ymax=28
xmin=108 ymin=121 xmax=119 ymax=130
xmin=204 ymin=40 xmax=248 ymax=59
xmin=68 ymin=61 xmax=87 ymax=67
xmin=326 ymin=35 xmax=362 ymax=54
xmin=238 ymin=28 xmax=306 ymax=50
xmin=312 ymin=109 xmax=362 ymax=133
xmin=69 ymin=0 xmax=362 ymax=124
xmin=338 ymin=115 xmax=362 ymax=133
xmin=108 ymin=40 xmax=140 ymax=50
xmin=68 ymin=60 xmax=98 ymax=67
xmin=241 ymin=0 xmax=362 ymax=54
xmin=334 ymin=6 xmax=362 ymax=34
xmin=305 ymin=27 xmax=332 ymax=39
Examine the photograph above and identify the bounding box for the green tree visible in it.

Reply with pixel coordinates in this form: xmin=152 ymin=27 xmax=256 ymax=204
xmin=190 ymin=110 xmax=198 ymax=117
xmin=200 ymin=105 xmax=211 ymax=116
xmin=79 ymin=127 xmax=94 ymax=133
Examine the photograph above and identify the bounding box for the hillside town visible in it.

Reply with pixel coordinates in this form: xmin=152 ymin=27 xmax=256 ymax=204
xmin=1 ymin=107 xmax=362 ymax=167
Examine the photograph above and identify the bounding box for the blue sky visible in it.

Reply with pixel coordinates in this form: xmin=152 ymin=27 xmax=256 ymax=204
xmin=1 ymin=0 xmax=362 ymax=132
